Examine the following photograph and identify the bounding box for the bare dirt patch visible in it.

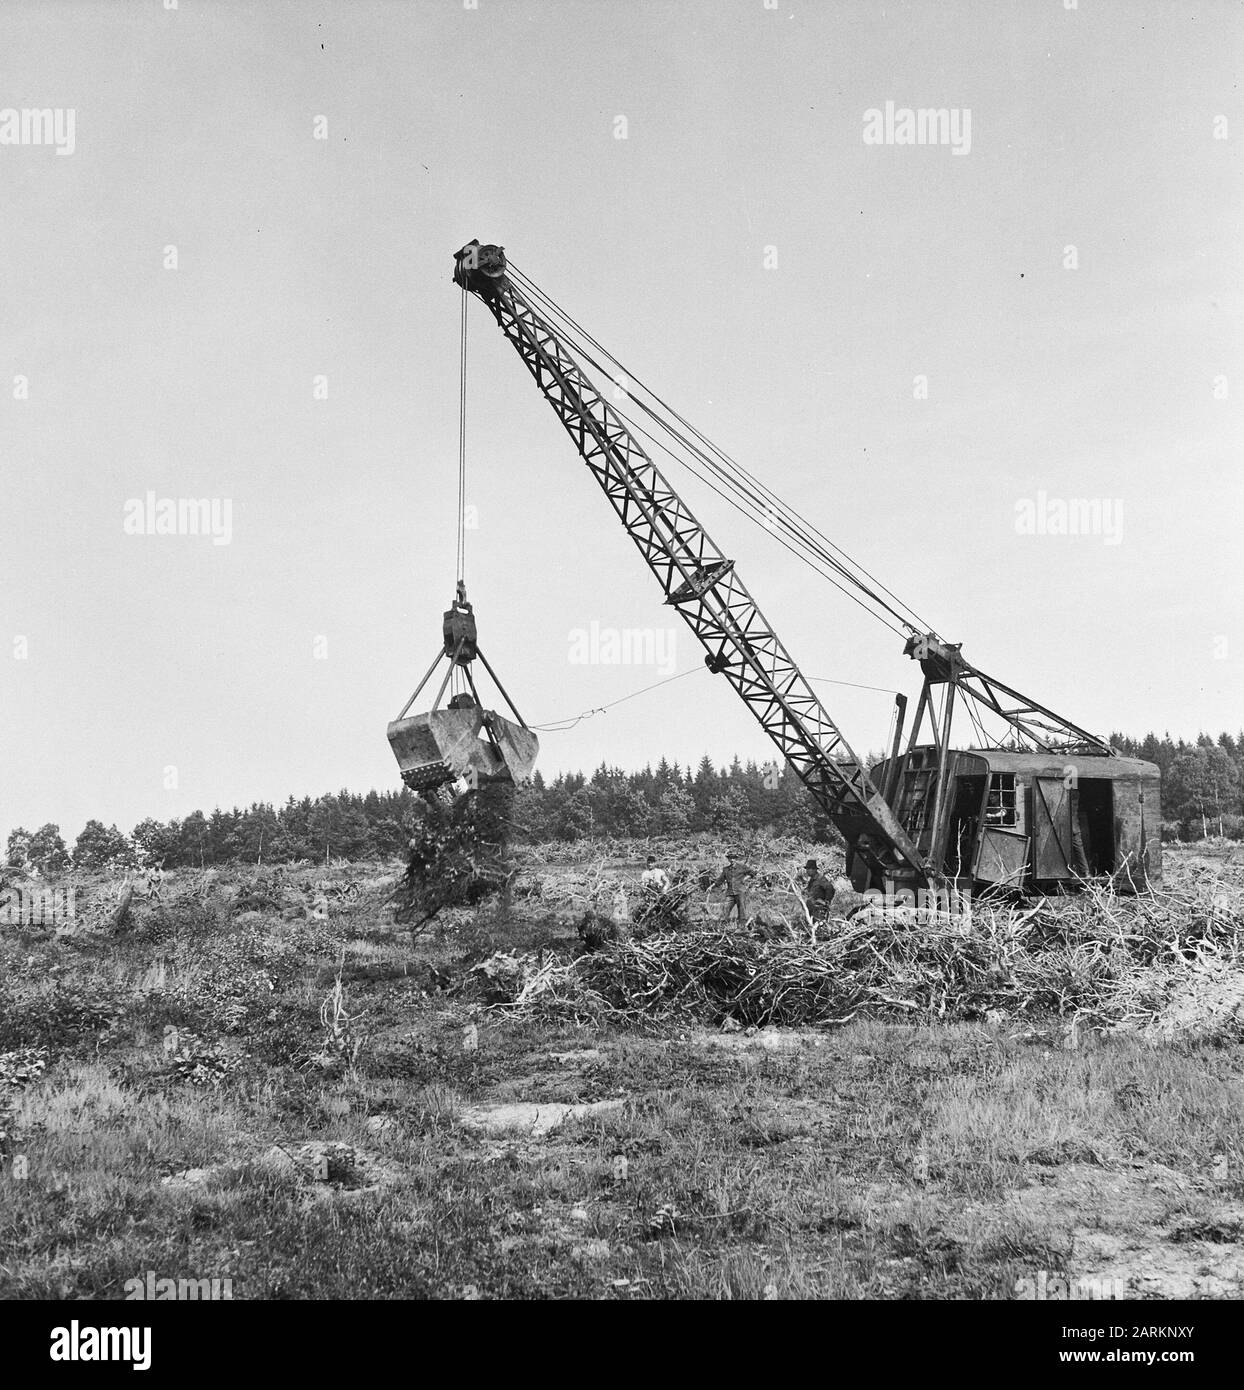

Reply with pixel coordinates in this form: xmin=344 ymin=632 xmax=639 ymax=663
xmin=696 ymin=1025 xmax=831 ymax=1052
xmin=458 ymin=1098 xmax=625 ymax=1138
xmin=1001 ymin=1161 xmax=1244 ymax=1298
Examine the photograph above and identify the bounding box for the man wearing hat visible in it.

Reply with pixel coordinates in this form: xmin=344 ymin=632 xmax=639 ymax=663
xmin=710 ymin=850 xmax=758 ymax=925
xmin=803 ymin=858 xmax=835 ymax=923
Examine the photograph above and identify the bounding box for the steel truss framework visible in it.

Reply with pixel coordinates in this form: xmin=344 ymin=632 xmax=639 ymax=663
xmin=905 ymin=635 xmax=1115 ymax=757
xmin=455 ymin=243 xmax=927 ymax=885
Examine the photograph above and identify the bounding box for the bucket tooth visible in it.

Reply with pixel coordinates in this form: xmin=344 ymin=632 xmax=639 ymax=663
xmin=387 ymin=708 xmax=539 ymax=792
xmin=385 ymin=713 xmax=455 ymax=791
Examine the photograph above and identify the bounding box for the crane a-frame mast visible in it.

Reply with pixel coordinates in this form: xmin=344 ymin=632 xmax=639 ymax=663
xmin=453 ymin=241 xmax=929 ymax=889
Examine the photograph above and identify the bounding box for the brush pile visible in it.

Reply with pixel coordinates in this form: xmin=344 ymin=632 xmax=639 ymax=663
xmin=477 ymin=870 xmax=1244 ymax=1038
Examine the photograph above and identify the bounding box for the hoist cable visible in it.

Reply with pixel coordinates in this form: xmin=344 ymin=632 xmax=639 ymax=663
xmin=967 ymin=701 xmax=992 ymax=748
xmin=456 ymin=281 xmax=468 ymax=586
xmin=609 ymin=402 xmax=909 ymax=639
xmin=636 ymin=382 xmax=935 ymax=636
xmin=556 ymin=326 xmax=905 ymax=630
xmin=507 ymin=269 xmax=911 ymax=613
xmin=566 ymin=297 xmax=928 ymax=634
xmin=507 ymin=263 xmax=938 ymax=638
xmin=882 ymin=700 xmax=899 ymax=767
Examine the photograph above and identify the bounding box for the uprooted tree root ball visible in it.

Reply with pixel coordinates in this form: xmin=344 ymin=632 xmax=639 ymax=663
xmin=393 ymin=783 xmax=516 ymax=934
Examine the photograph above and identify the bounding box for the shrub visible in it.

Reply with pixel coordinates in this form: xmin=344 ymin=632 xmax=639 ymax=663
xmin=0 ymin=979 xmax=128 ymax=1051
xmin=395 ymin=786 xmax=515 ymax=932
xmin=0 ymin=1046 xmax=47 ymax=1152
xmin=232 ymin=869 xmax=288 ymax=915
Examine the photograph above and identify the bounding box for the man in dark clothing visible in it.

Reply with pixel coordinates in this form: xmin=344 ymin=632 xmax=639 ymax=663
xmin=802 ymin=858 xmax=835 ymax=923
xmin=711 ymin=851 xmax=757 ymax=925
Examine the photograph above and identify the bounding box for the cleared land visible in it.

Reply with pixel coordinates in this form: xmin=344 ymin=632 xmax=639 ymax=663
xmin=1 ymin=841 xmax=1242 ymax=1300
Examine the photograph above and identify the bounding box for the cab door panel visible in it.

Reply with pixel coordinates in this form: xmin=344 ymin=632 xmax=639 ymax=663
xmin=1032 ymin=777 xmax=1073 ymax=879
xmin=974 ymin=827 xmax=1029 ymax=887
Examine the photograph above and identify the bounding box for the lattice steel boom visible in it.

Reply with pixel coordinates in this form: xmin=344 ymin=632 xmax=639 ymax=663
xmin=453 ymin=241 xmax=930 ymax=887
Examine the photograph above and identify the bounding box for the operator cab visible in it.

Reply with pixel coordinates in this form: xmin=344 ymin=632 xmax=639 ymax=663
xmin=868 ymin=746 xmax=1162 ymax=892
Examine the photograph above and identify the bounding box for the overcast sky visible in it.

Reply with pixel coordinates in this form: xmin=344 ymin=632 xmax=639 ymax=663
xmin=2 ymin=0 xmax=1241 ymax=843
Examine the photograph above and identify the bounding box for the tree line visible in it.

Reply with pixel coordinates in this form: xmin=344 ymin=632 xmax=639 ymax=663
xmin=1107 ymin=731 xmax=1243 ymax=839
xmin=5 ymin=732 xmax=1242 ymax=875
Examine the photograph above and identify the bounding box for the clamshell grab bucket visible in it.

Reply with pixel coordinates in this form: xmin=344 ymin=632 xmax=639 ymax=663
xmin=387 ymin=706 xmax=539 ymax=793
xmin=390 ymin=587 xmax=539 ymax=793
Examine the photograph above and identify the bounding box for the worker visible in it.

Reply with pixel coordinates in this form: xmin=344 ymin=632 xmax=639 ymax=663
xmin=802 ymin=858 xmax=835 ymax=923
xmin=640 ymin=854 xmax=671 ymax=894
xmin=1068 ymin=788 xmax=1093 ymax=878
xmin=711 ymin=850 xmax=757 ymax=925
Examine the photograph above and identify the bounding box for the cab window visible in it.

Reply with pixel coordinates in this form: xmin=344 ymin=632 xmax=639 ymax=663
xmin=985 ymin=773 xmax=1017 ymax=827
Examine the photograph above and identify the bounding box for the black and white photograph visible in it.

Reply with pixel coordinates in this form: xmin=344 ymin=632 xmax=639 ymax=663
xmin=1 ymin=0 xmax=1241 ymax=1347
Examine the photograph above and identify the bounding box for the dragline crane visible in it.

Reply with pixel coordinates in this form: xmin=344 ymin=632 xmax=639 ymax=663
xmin=390 ymin=240 xmax=1161 ymax=897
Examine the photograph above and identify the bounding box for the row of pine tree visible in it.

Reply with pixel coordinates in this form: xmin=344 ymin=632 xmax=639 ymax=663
xmin=5 ymin=733 xmax=1243 ymax=873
